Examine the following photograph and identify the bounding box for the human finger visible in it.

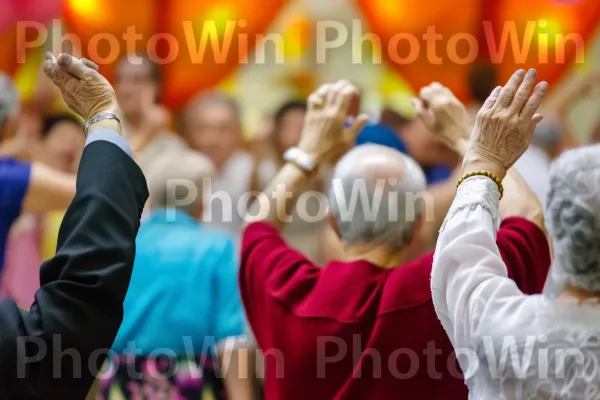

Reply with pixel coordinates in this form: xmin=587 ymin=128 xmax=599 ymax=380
xmin=57 ymin=53 xmax=89 ymax=80
xmin=521 ymin=81 xmax=549 ymax=120
xmin=479 ymin=86 xmax=502 ymax=113
xmin=494 ymin=69 xmax=526 ymax=109
xmin=508 ymin=68 xmax=537 ymax=113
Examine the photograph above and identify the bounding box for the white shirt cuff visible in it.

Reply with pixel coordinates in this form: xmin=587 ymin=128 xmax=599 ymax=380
xmin=441 ymin=175 xmax=501 ymax=233
xmin=85 ymin=129 xmax=132 ymax=158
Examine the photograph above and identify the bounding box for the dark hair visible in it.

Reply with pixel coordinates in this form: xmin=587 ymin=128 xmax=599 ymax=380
xmin=272 ymin=100 xmax=307 ymax=157
xmin=274 ymin=100 xmax=306 ymax=124
xmin=379 ymin=107 xmax=412 ymax=131
xmin=468 ymin=63 xmax=498 ymax=105
xmin=41 ymin=114 xmax=82 ymax=139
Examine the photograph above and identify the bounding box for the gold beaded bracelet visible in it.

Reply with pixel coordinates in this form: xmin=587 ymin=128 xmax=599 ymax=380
xmin=456 ymin=170 xmax=504 ymax=199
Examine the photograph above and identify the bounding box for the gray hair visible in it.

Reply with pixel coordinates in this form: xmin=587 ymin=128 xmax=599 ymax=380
xmin=0 ymin=73 xmax=19 ymax=129
xmin=531 ymin=117 xmax=561 ymax=152
xmin=546 ymin=144 xmax=600 ymax=293
xmin=181 ymin=91 xmax=241 ymax=131
xmin=327 ymin=144 xmax=427 ymax=250
xmin=149 ymin=150 xmax=214 ymax=215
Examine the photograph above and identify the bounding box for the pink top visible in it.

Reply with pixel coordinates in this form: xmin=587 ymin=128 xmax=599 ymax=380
xmin=2 ymin=214 xmax=42 ymax=309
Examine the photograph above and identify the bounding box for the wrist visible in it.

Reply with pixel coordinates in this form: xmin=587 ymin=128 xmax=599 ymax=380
xmin=285 ymin=160 xmax=319 ymax=180
xmin=295 ymin=145 xmax=326 ymax=166
xmin=88 ymin=118 xmax=122 ymax=135
xmin=455 ymin=138 xmax=469 ymax=157
xmin=462 ymin=152 xmax=507 ymax=181
xmin=462 ymin=162 xmax=506 ymax=181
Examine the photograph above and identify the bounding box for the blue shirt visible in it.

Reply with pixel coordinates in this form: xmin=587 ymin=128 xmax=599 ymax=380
xmin=112 ymin=209 xmax=245 ymax=355
xmin=355 ymin=123 xmax=452 ymax=185
xmin=0 ymin=158 xmax=31 ymax=273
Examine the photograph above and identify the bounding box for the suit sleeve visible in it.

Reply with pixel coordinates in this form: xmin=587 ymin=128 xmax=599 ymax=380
xmin=0 ymin=139 xmax=148 ymax=399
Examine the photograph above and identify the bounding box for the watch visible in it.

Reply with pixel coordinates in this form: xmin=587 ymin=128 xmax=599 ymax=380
xmin=283 ymin=147 xmax=316 ymax=173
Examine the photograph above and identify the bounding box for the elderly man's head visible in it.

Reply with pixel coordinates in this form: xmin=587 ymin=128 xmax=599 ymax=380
xmin=182 ymin=92 xmax=242 ymax=169
xmin=546 ymin=144 xmax=600 ymax=293
xmin=328 ymin=144 xmax=427 ymax=253
xmin=115 ymin=54 xmax=162 ymax=119
xmin=149 ymin=151 xmax=215 ymax=220
xmin=0 ymin=73 xmax=19 ymax=140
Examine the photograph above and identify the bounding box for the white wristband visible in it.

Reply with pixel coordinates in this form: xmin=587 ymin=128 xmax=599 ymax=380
xmin=283 ymin=147 xmax=316 ymax=173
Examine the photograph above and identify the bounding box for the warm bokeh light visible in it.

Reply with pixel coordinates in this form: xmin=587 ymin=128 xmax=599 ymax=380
xmin=63 ymin=0 xmax=158 ymax=82
xmin=282 ymin=15 xmax=312 ymax=57
xmin=2 ymin=0 xmax=600 ymax=109
xmin=357 ymin=0 xmax=600 ymax=102
xmin=356 ymin=0 xmax=481 ymax=101
xmin=204 ymin=6 xmax=237 ymax=38
xmin=494 ymin=0 xmax=600 ymax=85
xmin=68 ymin=0 xmax=104 ymax=20
xmin=163 ymin=0 xmax=289 ymax=109
xmin=371 ymin=0 xmax=403 ymax=31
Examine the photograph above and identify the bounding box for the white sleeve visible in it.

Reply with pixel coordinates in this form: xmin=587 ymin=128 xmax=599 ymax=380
xmin=431 ymin=176 xmax=529 ymax=353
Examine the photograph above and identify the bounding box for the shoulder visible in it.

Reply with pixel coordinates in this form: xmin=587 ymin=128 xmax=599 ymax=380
xmin=497 ymin=217 xmax=547 ymax=249
xmin=193 ymin=225 xmax=237 ymax=255
xmin=156 ymin=132 xmax=187 ymax=149
xmin=379 ymin=253 xmax=434 ymax=314
xmin=199 ymin=225 xmax=236 ymax=245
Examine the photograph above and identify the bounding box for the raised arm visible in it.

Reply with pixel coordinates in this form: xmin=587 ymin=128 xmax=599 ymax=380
xmin=319 ymin=83 xmax=472 ymax=262
xmin=239 ymin=82 xmax=367 ymax=330
xmin=411 ymin=83 xmax=470 ymax=250
xmin=244 ymin=81 xmax=367 ymax=230
xmin=431 ymin=68 xmax=548 ymax=349
xmin=22 ymin=162 xmax=76 ymax=213
xmin=0 ymin=53 xmax=148 ymax=399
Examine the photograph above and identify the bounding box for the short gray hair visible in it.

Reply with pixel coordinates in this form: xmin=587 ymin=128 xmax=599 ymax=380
xmin=327 ymin=144 xmax=427 ymax=250
xmin=149 ymin=150 xmax=215 ymax=214
xmin=531 ymin=117 xmax=561 ymax=152
xmin=181 ymin=91 xmax=241 ymax=131
xmin=0 ymin=73 xmax=19 ymax=128
xmin=546 ymin=144 xmax=600 ymax=293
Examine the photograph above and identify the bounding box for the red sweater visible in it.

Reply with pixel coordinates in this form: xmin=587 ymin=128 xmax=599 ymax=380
xmin=240 ymin=218 xmax=551 ymax=400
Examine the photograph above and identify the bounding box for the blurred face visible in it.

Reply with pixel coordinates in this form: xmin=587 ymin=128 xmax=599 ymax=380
xmin=41 ymin=121 xmax=85 ymax=172
xmin=402 ymin=119 xmax=459 ymax=167
xmin=184 ymin=102 xmax=241 ymax=168
xmin=115 ymin=61 xmax=158 ymax=118
xmin=32 ymin=67 xmax=61 ymax=114
xmin=1 ymin=113 xmax=18 ymax=142
xmin=276 ymin=108 xmax=305 ymax=152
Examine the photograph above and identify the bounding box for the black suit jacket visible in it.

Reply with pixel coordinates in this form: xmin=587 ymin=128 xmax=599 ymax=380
xmin=0 ymin=140 xmax=148 ymax=399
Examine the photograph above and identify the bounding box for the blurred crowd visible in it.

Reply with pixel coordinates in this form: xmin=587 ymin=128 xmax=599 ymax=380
xmin=2 ymin=53 xmax=600 ymax=400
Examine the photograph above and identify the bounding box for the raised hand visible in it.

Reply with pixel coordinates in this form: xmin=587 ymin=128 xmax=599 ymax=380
xmin=298 ymin=80 xmax=368 ymax=164
xmin=463 ymin=68 xmax=548 ymax=180
xmin=412 ymin=82 xmax=470 ymax=155
xmin=42 ymin=52 xmax=120 ymax=123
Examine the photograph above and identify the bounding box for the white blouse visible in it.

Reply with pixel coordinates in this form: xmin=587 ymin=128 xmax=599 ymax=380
xmin=431 ymin=176 xmax=600 ymax=399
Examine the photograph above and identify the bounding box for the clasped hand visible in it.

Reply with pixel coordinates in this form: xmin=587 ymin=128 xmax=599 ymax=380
xmin=43 ymin=52 xmax=120 ymax=129
xmin=297 ymin=81 xmax=369 ymax=165
xmin=412 ymin=82 xmax=470 ymax=155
